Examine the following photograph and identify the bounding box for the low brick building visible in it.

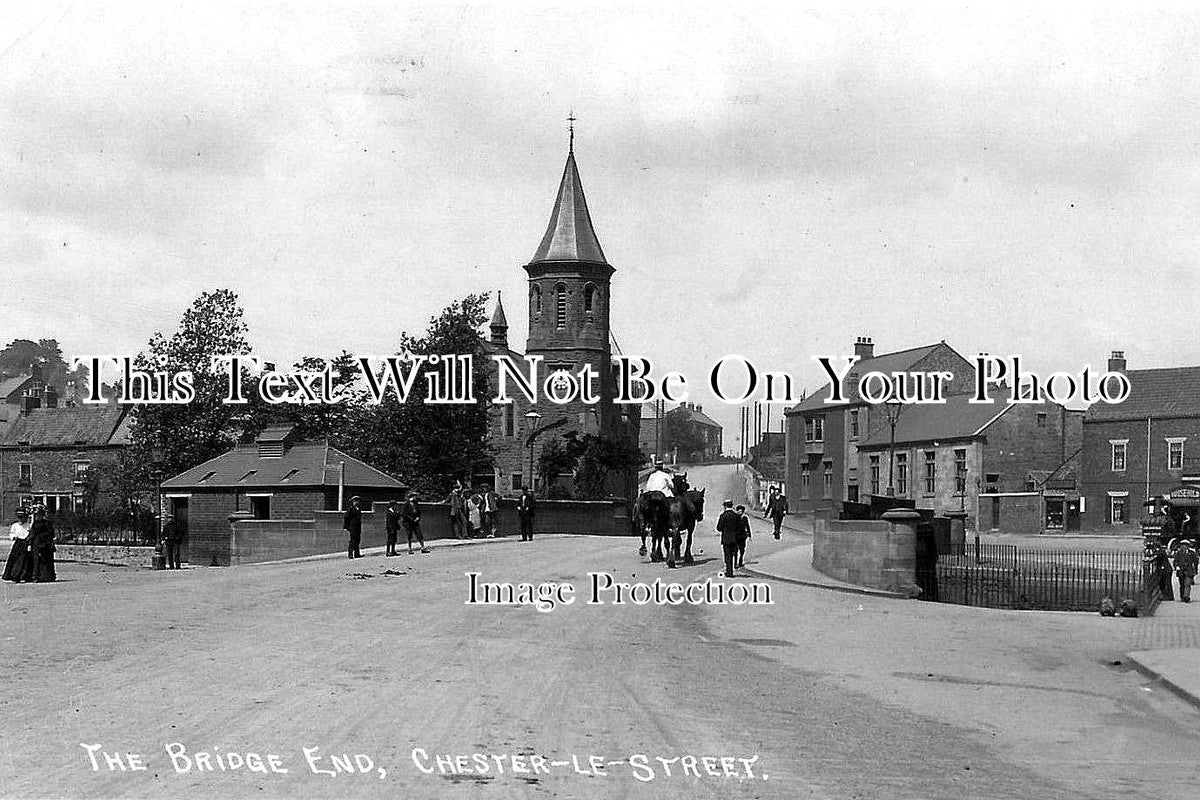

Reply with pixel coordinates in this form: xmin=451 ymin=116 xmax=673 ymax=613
xmin=160 ymin=425 xmax=405 ymax=566
xmin=0 ymin=401 xmax=131 ymax=521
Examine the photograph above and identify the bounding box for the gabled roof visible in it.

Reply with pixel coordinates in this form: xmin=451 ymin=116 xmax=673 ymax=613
xmin=1084 ymin=366 xmax=1200 ymax=422
xmin=0 ymin=404 xmax=129 ymax=447
xmin=673 ymin=405 xmax=722 ymax=430
xmin=530 ymin=150 xmax=608 ymax=265
xmin=0 ymin=375 xmax=33 ymax=402
xmin=162 ymin=441 xmax=403 ymax=490
xmin=490 ymin=293 xmax=508 ymax=330
xmin=857 ymin=394 xmax=1011 ymax=448
xmin=788 ymin=343 xmax=948 ymax=414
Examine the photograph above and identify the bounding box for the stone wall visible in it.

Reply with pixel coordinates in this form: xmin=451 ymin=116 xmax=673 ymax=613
xmin=220 ymin=498 xmax=634 ymax=566
xmin=812 ymin=516 xmax=919 ymax=595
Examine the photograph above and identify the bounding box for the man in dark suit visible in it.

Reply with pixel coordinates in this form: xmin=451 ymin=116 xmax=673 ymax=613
xmin=716 ymin=500 xmax=741 ymax=578
xmin=517 ymin=487 xmax=536 ymax=541
xmin=162 ymin=514 xmax=184 ymax=569
xmin=343 ymin=496 xmax=363 ymax=559
xmin=402 ymin=491 xmax=429 ymax=554
xmin=765 ymin=489 xmax=788 ymax=539
xmin=384 ymin=501 xmax=401 ymax=557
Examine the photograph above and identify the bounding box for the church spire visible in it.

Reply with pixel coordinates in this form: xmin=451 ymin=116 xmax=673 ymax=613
xmin=530 ymin=136 xmax=607 ymax=265
xmin=489 ymin=291 xmax=509 ymax=347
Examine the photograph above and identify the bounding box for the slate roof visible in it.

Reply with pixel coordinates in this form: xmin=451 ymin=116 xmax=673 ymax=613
xmin=857 ymin=394 xmax=1011 ymax=448
xmin=0 ymin=404 xmax=129 ymax=447
xmin=1084 ymin=366 xmax=1200 ymax=422
xmin=788 ymin=344 xmax=947 ymax=414
xmin=0 ymin=375 xmax=33 ymax=402
xmin=673 ymin=405 xmax=722 ymax=430
xmin=162 ymin=441 xmax=403 ymax=490
xmin=530 ymin=151 xmax=608 ymax=264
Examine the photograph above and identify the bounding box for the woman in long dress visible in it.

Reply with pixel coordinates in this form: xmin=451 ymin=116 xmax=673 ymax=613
xmin=467 ymin=491 xmax=483 ymax=537
xmin=2 ymin=508 xmax=31 ymax=582
xmin=26 ymin=506 xmax=56 ymax=583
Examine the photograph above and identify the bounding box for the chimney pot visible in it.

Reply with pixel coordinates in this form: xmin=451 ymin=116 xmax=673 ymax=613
xmin=854 ymin=336 xmax=875 ymax=360
xmin=1108 ymin=351 xmax=1127 ymax=372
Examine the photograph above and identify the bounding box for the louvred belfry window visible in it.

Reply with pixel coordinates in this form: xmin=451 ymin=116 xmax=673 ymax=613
xmin=556 ymin=284 xmax=567 ymax=328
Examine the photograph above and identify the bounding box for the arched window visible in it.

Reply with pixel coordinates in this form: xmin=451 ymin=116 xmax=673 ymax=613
xmin=584 ymin=283 xmax=597 ymax=314
xmin=532 ymin=285 xmax=542 ymax=314
xmin=555 ymin=284 xmax=567 ymax=328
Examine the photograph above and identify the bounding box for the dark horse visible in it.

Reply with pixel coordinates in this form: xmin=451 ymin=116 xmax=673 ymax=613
xmin=637 ymin=475 xmax=706 ymax=568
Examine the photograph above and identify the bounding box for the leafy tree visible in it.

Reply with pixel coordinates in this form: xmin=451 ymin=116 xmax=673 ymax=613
xmin=0 ymin=338 xmax=89 ymax=391
xmin=127 ymin=289 xmax=256 ymax=479
xmin=239 ymin=351 xmax=365 ymax=444
xmin=536 ymin=436 xmax=577 ymax=498
xmin=563 ymin=431 xmax=645 ymax=499
xmin=347 ymin=294 xmax=494 ymax=495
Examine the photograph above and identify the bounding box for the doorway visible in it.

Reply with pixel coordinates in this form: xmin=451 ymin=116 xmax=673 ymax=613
xmin=169 ymin=497 xmax=189 ymax=564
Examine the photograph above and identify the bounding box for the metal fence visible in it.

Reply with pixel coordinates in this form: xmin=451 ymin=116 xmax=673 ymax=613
xmin=936 ymin=545 xmax=1156 ymax=613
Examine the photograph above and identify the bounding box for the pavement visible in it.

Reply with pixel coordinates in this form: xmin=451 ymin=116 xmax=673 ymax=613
xmin=745 ymin=503 xmax=1200 ymax=715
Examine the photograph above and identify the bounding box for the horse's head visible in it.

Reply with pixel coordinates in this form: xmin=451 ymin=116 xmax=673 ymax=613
xmin=687 ymin=487 xmax=706 ymax=521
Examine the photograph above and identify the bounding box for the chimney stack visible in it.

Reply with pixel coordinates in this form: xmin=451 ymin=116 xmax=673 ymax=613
xmin=854 ymin=336 xmax=875 ymax=360
xmin=44 ymin=387 xmax=58 ymax=409
xmin=22 ymin=394 xmax=41 ymax=415
xmin=1108 ymin=350 xmax=1126 ymax=372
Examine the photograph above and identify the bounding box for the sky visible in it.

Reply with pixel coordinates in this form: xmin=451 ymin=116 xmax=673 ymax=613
xmin=2 ymin=1 xmax=1199 ymax=450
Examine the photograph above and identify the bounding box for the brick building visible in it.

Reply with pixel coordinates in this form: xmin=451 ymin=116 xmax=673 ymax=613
xmin=160 ymin=425 xmax=404 ymax=566
xmin=1079 ymin=351 xmax=1200 ymax=531
xmin=664 ymin=402 xmax=723 ymax=462
xmin=0 ymin=367 xmax=45 ymax=436
xmin=0 ymin=401 xmax=131 ymax=521
xmin=854 ymin=394 xmax=1081 ymax=531
xmin=783 ymin=337 xmax=974 ymax=514
xmin=479 ymin=140 xmax=641 ymax=499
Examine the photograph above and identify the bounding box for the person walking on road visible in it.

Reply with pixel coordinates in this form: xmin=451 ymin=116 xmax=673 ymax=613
xmin=1175 ymin=539 xmax=1198 ymax=603
xmin=716 ymin=500 xmax=741 ymax=579
xmin=736 ymin=504 xmax=752 ymax=569
xmin=517 ymin=487 xmax=536 ymax=541
xmin=384 ymin=501 xmax=401 ymax=557
xmin=343 ymin=496 xmax=363 ymax=559
xmin=402 ymin=491 xmax=429 ymax=554
xmin=765 ymin=489 xmax=788 ymax=539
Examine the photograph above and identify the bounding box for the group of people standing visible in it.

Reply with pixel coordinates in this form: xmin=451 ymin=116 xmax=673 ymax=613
xmin=1147 ymin=536 xmax=1199 ymax=603
xmin=384 ymin=493 xmax=430 ymax=556
xmin=3 ymin=506 xmax=56 ymax=583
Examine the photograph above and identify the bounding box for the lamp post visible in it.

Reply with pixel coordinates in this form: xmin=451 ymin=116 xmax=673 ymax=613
xmin=525 ymin=411 xmax=542 ymax=493
xmin=884 ymin=398 xmax=904 ymax=498
xmin=150 ymin=444 xmax=166 ymax=571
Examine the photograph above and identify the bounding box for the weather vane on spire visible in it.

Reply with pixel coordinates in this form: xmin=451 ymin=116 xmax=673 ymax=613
xmin=567 ymin=109 xmax=576 ymax=153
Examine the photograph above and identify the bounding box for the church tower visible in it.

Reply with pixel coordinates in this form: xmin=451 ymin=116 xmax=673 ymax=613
xmin=524 ymin=135 xmax=616 ymax=436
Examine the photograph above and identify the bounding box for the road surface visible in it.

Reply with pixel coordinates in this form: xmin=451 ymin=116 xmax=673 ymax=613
xmin=0 ymin=464 xmax=1195 ymax=799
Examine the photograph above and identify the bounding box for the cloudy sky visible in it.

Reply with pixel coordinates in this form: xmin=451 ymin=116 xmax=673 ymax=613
xmin=2 ymin=2 xmax=1198 ymax=446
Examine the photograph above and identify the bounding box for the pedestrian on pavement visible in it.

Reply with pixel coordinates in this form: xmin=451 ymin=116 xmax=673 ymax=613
xmin=467 ymin=488 xmax=483 ymax=537
xmin=716 ymin=500 xmax=741 ymax=579
xmin=517 ymin=487 xmax=536 ymax=541
xmin=343 ymin=496 xmax=363 ymax=559
xmin=162 ymin=513 xmax=184 ymax=569
xmin=2 ymin=507 xmax=31 ymax=583
xmin=402 ymin=491 xmax=429 ymax=554
xmin=447 ymin=483 xmax=467 ymax=540
xmin=736 ymin=504 xmax=751 ymax=568
xmin=1152 ymin=543 xmax=1174 ymax=601
xmin=765 ymin=489 xmax=788 ymax=540
xmin=26 ymin=505 xmax=56 ymax=582
xmin=384 ymin=500 xmax=401 ymax=557
xmin=1175 ymin=539 xmax=1198 ymax=603
xmin=484 ymin=486 xmax=500 ymax=537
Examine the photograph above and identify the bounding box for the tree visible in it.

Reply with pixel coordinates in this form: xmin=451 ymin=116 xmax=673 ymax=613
xmin=563 ymin=431 xmax=645 ymax=499
xmin=347 ymin=294 xmax=494 ymax=495
xmin=0 ymin=338 xmax=89 ymax=391
xmin=126 ymin=289 xmax=256 ymax=479
xmin=536 ymin=436 xmax=577 ymax=498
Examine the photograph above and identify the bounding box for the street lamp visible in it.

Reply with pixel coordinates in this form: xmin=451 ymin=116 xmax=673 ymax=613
xmin=525 ymin=411 xmax=542 ymax=492
xmin=150 ymin=444 xmax=167 ymax=571
xmin=883 ymin=398 xmax=904 ymax=498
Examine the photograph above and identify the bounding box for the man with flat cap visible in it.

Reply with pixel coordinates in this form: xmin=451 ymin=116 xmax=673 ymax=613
xmin=715 ymin=499 xmax=741 ymax=579
xmin=343 ymin=496 xmax=363 ymax=559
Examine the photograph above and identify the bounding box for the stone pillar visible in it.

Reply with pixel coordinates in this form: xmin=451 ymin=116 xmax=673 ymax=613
xmin=880 ymin=509 xmax=921 ymax=598
xmin=227 ymin=511 xmax=254 ymax=567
